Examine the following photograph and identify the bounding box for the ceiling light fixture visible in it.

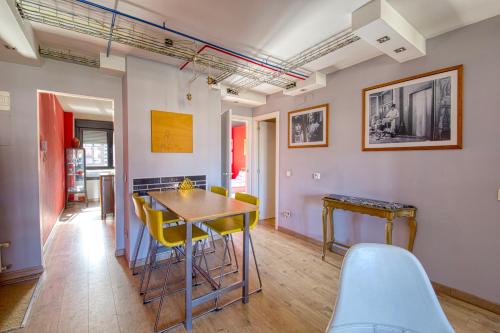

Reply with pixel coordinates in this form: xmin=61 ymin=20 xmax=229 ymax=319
xmin=394 ymin=47 xmax=407 ymax=53
xmin=377 ymin=36 xmax=390 ymax=44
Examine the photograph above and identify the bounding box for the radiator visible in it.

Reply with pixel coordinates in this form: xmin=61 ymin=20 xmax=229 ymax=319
xmin=0 ymin=242 xmax=11 ymax=272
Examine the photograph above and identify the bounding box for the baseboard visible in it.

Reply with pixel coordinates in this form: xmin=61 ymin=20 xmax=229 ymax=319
xmin=0 ymin=265 xmax=44 ymax=285
xmin=276 ymin=225 xmax=323 ymax=247
xmin=433 ymin=281 xmax=500 ymax=315
xmin=43 ymin=209 xmax=63 ymax=255
xmin=275 ymin=225 xmax=500 ymax=315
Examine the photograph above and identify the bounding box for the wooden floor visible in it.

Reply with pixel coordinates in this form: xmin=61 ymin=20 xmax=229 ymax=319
xmin=18 ymin=205 xmax=500 ymax=333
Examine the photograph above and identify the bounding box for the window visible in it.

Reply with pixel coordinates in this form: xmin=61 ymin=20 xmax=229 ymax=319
xmin=75 ymin=120 xmax=114 ymax=169
xmin=82 ymin=130 xmax=109 ymax=167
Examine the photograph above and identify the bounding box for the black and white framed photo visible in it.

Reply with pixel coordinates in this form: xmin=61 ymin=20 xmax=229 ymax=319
xmin=288 ymin=104 xmax=329 ymax=148
xmin=362 ymin=65 xmax=463 ymax=151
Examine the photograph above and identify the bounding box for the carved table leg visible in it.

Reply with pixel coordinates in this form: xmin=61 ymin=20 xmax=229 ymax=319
xmin=329 ymin=207 xmax=335 ymax=245
xmin=385 ymin=216 xmax=393 ymax=245
xmin=322 ymin=205 xmax=328 ymax=260
xmin=408 ymin=217 xmax=417 ymax=251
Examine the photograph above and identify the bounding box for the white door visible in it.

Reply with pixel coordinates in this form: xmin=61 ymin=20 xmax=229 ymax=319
xmin=257 ymin=121 xmax=276 ymax=219
xmin=221 ymin=109 xmax=232 ymax=193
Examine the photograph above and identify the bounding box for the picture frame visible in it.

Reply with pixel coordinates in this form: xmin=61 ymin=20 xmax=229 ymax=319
xmin=362 ymin=65 xmax=463 ymax=151
xmin=288 ymin=104 xmax=329 ymax=148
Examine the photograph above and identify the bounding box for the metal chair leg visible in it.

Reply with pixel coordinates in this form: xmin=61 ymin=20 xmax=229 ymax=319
xmin=229 ymin=234 xmax=239 ymax=271
xmin=249 ymin=234 xmax=263 ymax=294
xmin=143 ymin=240 xmax=159 ymax=303
xmin=154 ymin=251 xmax=174 ymax=333
xmin=139 ymin=235 xmax=154 ymax=294
xmin=132 ymin=223 xmax=146 ymax=275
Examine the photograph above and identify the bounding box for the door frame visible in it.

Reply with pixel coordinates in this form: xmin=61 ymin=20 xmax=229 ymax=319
xmin=36 ymin=90 xmax=119 ymax=257
xmin=252 ymin=112 xmax=280 ymax=230
xmin=231 ymin=114 xmax=253 ymax=195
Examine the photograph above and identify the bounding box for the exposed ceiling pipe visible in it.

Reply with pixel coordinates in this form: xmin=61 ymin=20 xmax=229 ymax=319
xmin=179 ymin=45 xmax=306 ymax=81
xmin=74 ymin=0 xmax=308 ymax=79
xmin=105 ymin=0 xmax=119 ymax=57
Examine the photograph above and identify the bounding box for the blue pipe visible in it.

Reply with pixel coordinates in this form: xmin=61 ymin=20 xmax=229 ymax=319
xmin=75 ymin=0 xmax=308 ymax=78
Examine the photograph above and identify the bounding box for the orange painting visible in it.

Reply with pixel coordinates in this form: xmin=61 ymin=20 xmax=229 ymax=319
xmin=151 ymin=110 xmax=193 ymax=153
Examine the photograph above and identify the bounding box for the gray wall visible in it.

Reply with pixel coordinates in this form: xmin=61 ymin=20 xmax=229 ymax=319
xmin=125 ymin=56 xmax=222 ymax=260
xmin=222 ymin=101 xmax=253 ymax=117
xmin=0 ymin=59 xmax=124 ymax=272
xmin=254 ymin=15 xmax=500 ymax=303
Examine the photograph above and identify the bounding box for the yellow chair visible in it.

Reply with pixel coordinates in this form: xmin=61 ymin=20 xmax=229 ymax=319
xmin=210 ymin=185 xmax=228 ymax=197
xmin=143 ymin=203 xmax=210 ymax=333
xmin=204 ymin=193 xmax=262 ymax=295
xmin=131 ymin=193 xmax=180 ymax=276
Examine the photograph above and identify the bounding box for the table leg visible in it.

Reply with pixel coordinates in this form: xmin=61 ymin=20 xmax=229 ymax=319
xmin=329 ymin=208 xmax=335 ymax=244
xmin=322 ymin=205 xmax=328 ymax=260
xmin=408 ymin=217 xmax=417 ymax=251
xmin=184 ymin=222 xmax=193 ymax=330
xmin=385 ymin=216 xmax=393 ymax=245
xmin=242 ymin=212 xmax=250 ymax=303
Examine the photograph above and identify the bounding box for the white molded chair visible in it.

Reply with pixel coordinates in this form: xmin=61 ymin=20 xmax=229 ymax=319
xmin=326 ymin=243 xmax=455 ymax=333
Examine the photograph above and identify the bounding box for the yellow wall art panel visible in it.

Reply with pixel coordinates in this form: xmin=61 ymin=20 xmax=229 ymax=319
xmin=151 ymin=110 xmax=193 ymax=153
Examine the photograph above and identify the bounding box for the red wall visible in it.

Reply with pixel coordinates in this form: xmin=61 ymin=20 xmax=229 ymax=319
xmin=231 ymin=125 xmax=246 ymax=179
xmin=39 ymin=93 xmax=66 ymax=244
xmin=63 ymin=112 xmax=74 ymax=148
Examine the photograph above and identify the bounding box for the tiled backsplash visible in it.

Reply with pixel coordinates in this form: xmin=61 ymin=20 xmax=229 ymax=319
xmin=132 ymin=175 xmax=206 ymax=196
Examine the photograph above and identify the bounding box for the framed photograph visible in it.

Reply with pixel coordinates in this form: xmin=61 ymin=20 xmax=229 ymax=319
xmin=288 ymin=104 xmax=329 ymax=148
xmin=362 ymin=65 xmax=463 ymax=151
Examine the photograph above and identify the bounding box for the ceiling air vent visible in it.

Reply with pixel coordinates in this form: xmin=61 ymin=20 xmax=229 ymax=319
xmin=226 ymin=88 xmax=239 ymax=96
xmin=283 ymin=72 xmax=326 ymax=96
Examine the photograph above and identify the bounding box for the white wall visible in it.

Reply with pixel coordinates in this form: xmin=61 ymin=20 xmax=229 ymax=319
xmin=0 ymin=59 xmax=124 ymax=273
xmin=222 ymin=101 xmax=253 ymax=117
xmin=254 ymin=16 xmax=500 ymax=303
xmin=125 ymin=56 xmax=222 ymax=260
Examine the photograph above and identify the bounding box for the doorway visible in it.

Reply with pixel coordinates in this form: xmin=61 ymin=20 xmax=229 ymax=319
xmin=37 ymin=90 xmax=115 ymax=248
xmin=221 ymin=111 xmax=252 ymax=197
xmin=252 ymin=112 xmax=280 ymax=229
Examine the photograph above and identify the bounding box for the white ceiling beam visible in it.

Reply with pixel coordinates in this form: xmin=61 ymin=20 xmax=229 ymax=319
xmin=0 ymin=0 xmax=39 ymax=60
xmin=352 ymin=0 xmax=426 ymax=63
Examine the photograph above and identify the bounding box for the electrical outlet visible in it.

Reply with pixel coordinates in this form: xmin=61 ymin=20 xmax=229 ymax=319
xmin=286 ymin=170 xmax=292 ymax=177
xmin=282 ymin=211 xmax=291 ymax=218
xmin=313 ymin=172 xmax=321 ymax=180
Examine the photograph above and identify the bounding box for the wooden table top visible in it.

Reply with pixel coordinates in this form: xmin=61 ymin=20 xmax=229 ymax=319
xmin=148 ymin=189 xmax=257 ymax=222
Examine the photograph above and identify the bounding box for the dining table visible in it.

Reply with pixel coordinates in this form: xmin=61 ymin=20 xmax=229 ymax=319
xmin=148 ymin=188 xmax=258 ymax=331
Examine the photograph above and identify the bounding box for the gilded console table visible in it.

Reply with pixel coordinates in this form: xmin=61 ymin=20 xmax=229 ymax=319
xmin=322 ymin=194 xmax=417 ymax=260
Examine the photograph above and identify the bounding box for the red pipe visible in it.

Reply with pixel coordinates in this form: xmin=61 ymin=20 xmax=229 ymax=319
xmin=179 ymin=45 xmax=305 ymax=81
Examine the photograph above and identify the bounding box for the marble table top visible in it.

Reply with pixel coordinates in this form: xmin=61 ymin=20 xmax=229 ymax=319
xmin=324 ymin=194 xmax=416 ymax=211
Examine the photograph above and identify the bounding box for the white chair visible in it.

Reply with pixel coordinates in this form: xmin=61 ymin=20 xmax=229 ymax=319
xmin=326 ymin=243 xmax=455 ymax=333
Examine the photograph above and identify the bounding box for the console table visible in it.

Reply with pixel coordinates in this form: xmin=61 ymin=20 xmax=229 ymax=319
xmin=322 ymin=194 xmax=417 ymax=260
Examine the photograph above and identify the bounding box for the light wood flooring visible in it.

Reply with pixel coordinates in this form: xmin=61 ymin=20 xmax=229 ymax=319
xmin=17 ymin=205 xmax=500 ymax=332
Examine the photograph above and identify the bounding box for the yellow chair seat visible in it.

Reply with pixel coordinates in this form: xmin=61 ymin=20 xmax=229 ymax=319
xmin=204 ymin=215 xmax=251 ymax=237
xmin=162 ymin=210 xmax=180 ymax=224
xmin=161 ymin=224 xmax=209 ymax=248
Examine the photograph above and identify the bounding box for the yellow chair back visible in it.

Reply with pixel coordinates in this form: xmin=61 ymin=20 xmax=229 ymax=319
xmin=179 ymin=178 xmax=195 ymax=190
xmin=143 ymin=203 xmax=165 ymax=245
xmin=235 ymin=193 xmax=259 ymax=229
xmin=132 ymin=193 xmax=147 ymax=225
xmin=211 ymin=186 xmax=228 ymax=197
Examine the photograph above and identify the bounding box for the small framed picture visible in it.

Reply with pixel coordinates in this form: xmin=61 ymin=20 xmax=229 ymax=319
xmin=288 ymin=104 xmax=329 ymax=148
xmin=362 ymin=65 xmax=463 ymax=151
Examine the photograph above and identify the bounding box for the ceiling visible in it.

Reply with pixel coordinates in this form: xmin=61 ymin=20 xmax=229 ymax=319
xmin=55 ymin=93 xmax=114 ymax=119
xmin=4 ymin=0 xmax=500 ymax=96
